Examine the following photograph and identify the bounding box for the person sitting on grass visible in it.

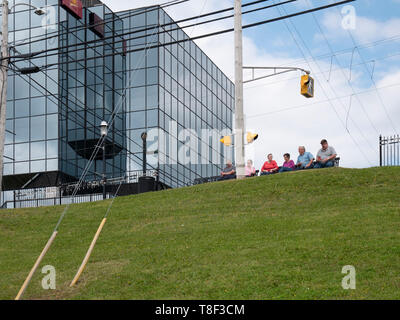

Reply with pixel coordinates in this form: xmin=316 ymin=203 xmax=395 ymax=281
xmin=295 ymin=146 xmax=315 ymax=170
xmin=278 ymin=153 xmax=295 ymax=173
xmin=245 ymin=159 xmax=256 ymax=177
xmin=260 ymin=154 xmax=278 ymax=175
xmin=218 ymin=160 xmax=236 ymax=180
xmin=314 ymin=139 xmax=337 ymax=169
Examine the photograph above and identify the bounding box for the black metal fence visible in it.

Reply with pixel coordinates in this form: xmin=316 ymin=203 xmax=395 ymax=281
xmin=380 ymin=135 xmax=400 ymax=167
xmin=1 ymin=193 xmax=111 ymax=209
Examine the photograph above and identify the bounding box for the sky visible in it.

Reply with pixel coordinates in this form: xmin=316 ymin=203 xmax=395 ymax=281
xmin=102 ymin=0 xmax=400 ymax=170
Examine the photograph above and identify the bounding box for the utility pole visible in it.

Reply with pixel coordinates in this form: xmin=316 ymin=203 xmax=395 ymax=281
xmin=234 ymin=0 xmax=245 ymax=180
xmin=0 ymin=0 xmax=9 ymax=195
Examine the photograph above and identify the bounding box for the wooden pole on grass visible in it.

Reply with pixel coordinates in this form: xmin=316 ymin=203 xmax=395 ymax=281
xmin=69 ymin=218 xmax=107 ymax=287
xmin=15 ymin=231 xmax=58 ymax=300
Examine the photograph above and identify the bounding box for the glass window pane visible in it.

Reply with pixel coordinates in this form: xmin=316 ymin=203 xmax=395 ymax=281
xmin=146 ymin=67 xmax=158 ymax=85
xmin=14 ymin=77 xmax=29 ymax=99
xmin=4 ymin=163 xmax=13 ymax=175
xmin=31 ymin=160 xmax=46 ymax=172
xmin=6 ymin=101 xmax=13 ymax=119
xmin=15 ymin=99 xmax=29 ymax=118
xmin=31 ymin=97 xmax=45 ymax=116
xmin=31 ymin=141 xmax=46 ymax=160
xmin=31 ymin=116 xmax=46 ymax=141
xmin=47 ymin=114 xmax=58 ymax=139
xmin=15 ymin=11 xmax=30 ymax=30
xmin=46 ymin=159 xmax=58 ymax=171
xmin=131 ymin=69 xmax=145 ymax=87
xmin=15 ymin=118 xmax=29 ymax=143
xmin=47 ymin=98 xmax=58 ymax=114
xmin=47 ymin=140 xmax=58 ymax=158
xmin=15 ymin=143 xmax=29 ymax=161
xmin=147 ymin=85 xmax=158 ymax=108
xmin=131 ymin=111 xmax=145 ymax=129
xmin=15 ymin=162 xmax=29 ymax=174
xmin=131 ymin=87 xmax=145 ymax=110
xmin=147 ymin=109 xmax=158 ymax=128
xmin=147 ymin=48 xmax=158 ymax=67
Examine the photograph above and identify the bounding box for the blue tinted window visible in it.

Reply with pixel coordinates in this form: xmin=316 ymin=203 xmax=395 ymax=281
xmin=31 ymin=116 xmax=46 ymax=141
xmin=15 ymin=118 xmax=29 ymax=143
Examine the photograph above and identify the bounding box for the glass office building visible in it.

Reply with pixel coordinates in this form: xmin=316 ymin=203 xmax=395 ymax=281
xmin=1 ymin=0 xmax=234 ymax=206
xmin=120 ymin=6 xmax=235 ymax=188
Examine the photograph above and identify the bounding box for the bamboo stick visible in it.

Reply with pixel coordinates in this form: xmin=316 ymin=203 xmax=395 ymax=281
xmin=70 ymin=218 xmax=107 ymax=287
xmin=15 ymin=231 xmax=58 ymax=300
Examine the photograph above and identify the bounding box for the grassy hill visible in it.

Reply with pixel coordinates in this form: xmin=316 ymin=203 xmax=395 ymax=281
xmin=0 ymin=167 xmax=399 ymax=300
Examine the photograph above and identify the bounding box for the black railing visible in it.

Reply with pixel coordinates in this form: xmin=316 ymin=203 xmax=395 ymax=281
xmin=380 ymin=135 xmax=400 ymax=167
xmin=1 ymin=193 xmax=111 ymax=209
xmin=193 ymin=176 xmax=221 ymax=185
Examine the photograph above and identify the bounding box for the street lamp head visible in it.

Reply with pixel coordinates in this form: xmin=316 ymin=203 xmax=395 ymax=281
xmin=141 ymin=132 xmax=147 ymax=141
xmin=34 ymin=8 xmax=46 ymax=16
xmin=8 ymin=3 xmax=47 ymax=15
xmin=100 ymin=121 xmax=108 ymax=137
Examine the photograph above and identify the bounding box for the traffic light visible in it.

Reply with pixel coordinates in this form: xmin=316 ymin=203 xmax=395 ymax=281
xmin=220 ymin=135 xmax=232 ymax=146
xmin=220 ymin=133 xmax=258 ymax=146
xmin=301 ymin=74 xmax=314 ymax=98
xmin=246 ymin=132 xmax=258 ymax=144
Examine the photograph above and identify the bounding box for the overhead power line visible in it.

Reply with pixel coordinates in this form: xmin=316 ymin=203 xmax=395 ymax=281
xmin=244 ymin=50 xmax=400 ymax=90
xmin=10 ymin=0 xmax=274 ymax=50
xmin=246 ymin=81 xmax=400 ymax=119
xmin=307 ymin=10 xmax=380 ymax=136
xmin=273 ymin=1 xmax=374 ymax=165
xmin=9 ymin=0 xmax=294 ymax=63
xmin=11 ymin=0 xmax=355 ymax=71
xmin=4 ymin=0 xmax=189 ymax=47
xmin=17 ymin=0 xmax=297 ymax=65
xmin=331 ymin=2 xmax=399 ymax=135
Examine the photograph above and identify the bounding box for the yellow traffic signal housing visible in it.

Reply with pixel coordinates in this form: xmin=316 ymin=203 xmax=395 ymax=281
xmin=246 ymin=132 xmax=258 ymax=144
xmin=220 ymin=135 xmax=232 ymax=146
xmin=301 ymin=74 xmax=314 ymax=98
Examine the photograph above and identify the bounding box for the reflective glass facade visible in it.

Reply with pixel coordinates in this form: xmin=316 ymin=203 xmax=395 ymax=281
xmin=1 ymin=1 xmax=234 ymax=202
xmin=4 ymin=0 xmax=61 ymax=177
xmin=58 ymin=2 xmax=126 ymax=181
xmin=4 ymin=0 xmax=126 ymax=185
xmin=119 ymin=7 xmax=235 ymax=188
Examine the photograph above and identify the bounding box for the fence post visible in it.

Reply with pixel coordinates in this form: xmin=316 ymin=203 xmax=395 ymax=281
xmin=398 ymin=135 xmax=400 ymax=166
xmin=379 ymin=135 xmax=382 ymax=167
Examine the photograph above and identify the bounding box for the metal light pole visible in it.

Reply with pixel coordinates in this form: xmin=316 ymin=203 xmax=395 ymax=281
xmin=100 ymin=121 xmax=108 ymax=200
xmin=141 ymin=132 xmax=147 ymax=176
xmin=0 ymin=1 xmax=46 ymax=196
xmin=234 ymin=0 xmax=245 ymax=180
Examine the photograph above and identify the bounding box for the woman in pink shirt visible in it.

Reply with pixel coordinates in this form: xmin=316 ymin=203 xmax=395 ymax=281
xmin=279 ymin=153 xmax=295 ymax=173
xmin=245 ymin=160 xmax=256 ymax=177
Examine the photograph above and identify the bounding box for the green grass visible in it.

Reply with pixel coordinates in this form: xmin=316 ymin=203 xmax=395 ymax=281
xmin=1 ymin=167 xmax=399 ymax=300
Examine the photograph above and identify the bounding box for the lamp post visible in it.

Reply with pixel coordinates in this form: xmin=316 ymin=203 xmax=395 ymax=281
xmin=141 ymin=132 xmax=147 ymax=176
xmin=100 ymin=121 xmax=108 ymax=200
xmin=0 ymin=1 xmax=47 ymax=196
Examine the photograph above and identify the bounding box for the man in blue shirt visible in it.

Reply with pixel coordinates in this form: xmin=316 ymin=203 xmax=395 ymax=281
xmin=295 ymin=146 xmax=315 ymax=170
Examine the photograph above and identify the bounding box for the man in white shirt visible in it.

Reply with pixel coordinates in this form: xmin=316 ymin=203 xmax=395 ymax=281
xmin=315 ymin=139 xmax=337 ymax=169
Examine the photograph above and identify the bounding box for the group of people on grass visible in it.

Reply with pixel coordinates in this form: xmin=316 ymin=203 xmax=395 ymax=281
xmin=219 ymin=139 xmax=337 ymax=180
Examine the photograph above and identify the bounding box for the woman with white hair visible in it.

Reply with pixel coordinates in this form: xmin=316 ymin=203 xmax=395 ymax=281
xmin=245 ymin=160 xmax=256 ymax=177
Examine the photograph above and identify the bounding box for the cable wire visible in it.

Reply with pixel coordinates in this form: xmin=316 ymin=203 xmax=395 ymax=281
xmin=273 ymin=1 xmax=374 ymax=165
xmin=11 ymin=0 xmax=356 ymax=72
xmin=10 ymin=0 xmax=296 ymax=64
xmin=9 ymin=0 xmax=273 ymax=50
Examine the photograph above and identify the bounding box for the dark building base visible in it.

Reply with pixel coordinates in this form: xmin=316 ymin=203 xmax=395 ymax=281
xmin=2 ymin=171 xmax=77 ymax=191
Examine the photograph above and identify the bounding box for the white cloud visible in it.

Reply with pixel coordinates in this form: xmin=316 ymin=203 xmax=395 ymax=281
xmin=322 ymin=11 xmax=400 ymax=43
